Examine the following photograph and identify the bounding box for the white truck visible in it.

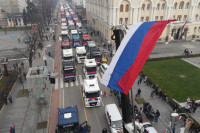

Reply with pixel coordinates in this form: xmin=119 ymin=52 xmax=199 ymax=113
xmin=62 ymin=49 xmax=73 ymax=61
xmin=82 ymin=59 xmax=97 ymax=79
xmin=82 ymin=78 xmax=101 ymax=107
xmin=76 ymin=46 xmax=86 ymax=63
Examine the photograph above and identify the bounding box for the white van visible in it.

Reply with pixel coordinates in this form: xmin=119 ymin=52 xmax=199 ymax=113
xmin=105 ymin=104 xmax=123 ymax=133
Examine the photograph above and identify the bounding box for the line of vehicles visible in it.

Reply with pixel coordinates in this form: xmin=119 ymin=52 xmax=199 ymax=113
xmin=57 ymin=2 xmax=158 ymax=133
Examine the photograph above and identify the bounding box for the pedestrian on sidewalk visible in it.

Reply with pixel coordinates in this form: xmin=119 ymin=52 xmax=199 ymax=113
xmin=155 ymin=110 xmax=160 ymax=122
xmin=109 ymin=89 xmax=113 ymax=96
xmin=15 ymin=63 xmax=18 ymax=69
xmin=21 ymin=62 xmax=24 ymax=69
xmin=23 ymin=72 xmax=26 ymax=80
xmin=13 ymin=123 xmax=15 ymax=129
xmin=13 ymin=64 xmax=16 ymax=70
xmin=48 ymin=52 xmax=51 ymax=57
xmin=3 ymin=94 xmax=7 ymax=105
xmin=102 ymin=128 xmax=107 ymax=133
xmin=18 ymin=38 xmax=20 ymax=44
xmin=172 ymin=124 xmax=176 ymax=133
xmin=10 ymin=127 xmax=14 ymax=133
xmin=136 ymin=88 xmax=141 ymax=98
xmin=103 ymin=91 xmax=106 ymax=97
xmin=18 ymin=67 xmax=21 ymax=74
xmin=37 ymin=66 xmax=40 ymax=75
xmin=46 ymin=35 xmax=48 ymax=41
xmin=8 ymin=96 xmax=12 ymax=103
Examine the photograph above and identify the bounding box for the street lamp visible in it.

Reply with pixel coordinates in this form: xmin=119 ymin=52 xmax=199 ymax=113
xmin=171 ymin=112 xmax=179 ymax=130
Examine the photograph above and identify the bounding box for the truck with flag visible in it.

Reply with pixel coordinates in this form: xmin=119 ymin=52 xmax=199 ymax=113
xmin=62 ymin=60 xmax=76 ymax=82
xmin=82 ymin=34 xmax=91 ymax=46
xmin=56 ymin=106 xmax=89 ymax=133
xmin=82 ymin=59 xmax=97 ymax=79
xmin=76 ymin=46 xmax=86 ymax=63
xmin=72 ymin=34 xmax=81 ymax=47
xmin=82 ymin=78 xmax=102 ymax=107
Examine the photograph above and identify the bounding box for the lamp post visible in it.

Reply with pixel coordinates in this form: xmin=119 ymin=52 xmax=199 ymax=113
xmin=171 ymin=112 xmax=178 ymax=131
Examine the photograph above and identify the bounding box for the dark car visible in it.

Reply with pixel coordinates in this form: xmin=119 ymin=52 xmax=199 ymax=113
xmin=24 ymin=36 xmax=31 ymax=44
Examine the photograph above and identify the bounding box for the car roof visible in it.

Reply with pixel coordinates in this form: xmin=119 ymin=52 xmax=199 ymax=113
xmin=101 ymin=63 xmax=108 ymax=68
xmin=105 ymin=104 xmax=122 ymax=121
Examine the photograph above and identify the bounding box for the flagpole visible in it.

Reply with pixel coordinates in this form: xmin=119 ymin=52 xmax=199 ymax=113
xmin=112 ymin=27 xmax=132 ymax=133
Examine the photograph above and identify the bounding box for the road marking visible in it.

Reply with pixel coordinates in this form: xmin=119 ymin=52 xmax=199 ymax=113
xmin=97 ymin=73 xmax=101 ymax=81
xmin=60 ymin=78 xmax=63 ymax=88
xmin=79 ymin=75 xmax=83 ymax=85
xmin=75 ymin=76 xmax=79 ymax=86
xmin=80 ymin=88 xmax=88 ymax=122
xmin=63 ymin=89 xmax=64 ymax=108
xmin=8 ymin=58 xmax=27 ymax=61
xmin=55 ymin=78 xmax=58 ymax=89
xmin=100 ymin=98 xmax=104 ymax=106
xmin=70 ymin=82 xmax=74 ymax=86
xmin=94 ymin=108 xmax=102 ymax=130
xmin=65 ymin=83 xmax=68 ymax=87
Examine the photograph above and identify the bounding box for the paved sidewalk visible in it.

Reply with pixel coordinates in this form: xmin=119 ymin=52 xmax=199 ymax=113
xmin=0 ymin=38 xmax=55 ymax=133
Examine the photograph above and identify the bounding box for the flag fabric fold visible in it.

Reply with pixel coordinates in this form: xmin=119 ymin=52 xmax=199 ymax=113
xmin=101 ymin=20 xmax=173 ymax=95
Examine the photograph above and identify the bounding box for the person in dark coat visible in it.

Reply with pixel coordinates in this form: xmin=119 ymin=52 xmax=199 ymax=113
xmin=102 ymin=128 xmax=107 ymax=133
xmin=3 ymin=94 xmax=7 ymax=105
xmin=8 ymin=96 xmax=12 ymax=103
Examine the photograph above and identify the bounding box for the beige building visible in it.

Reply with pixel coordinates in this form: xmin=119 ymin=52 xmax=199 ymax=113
xmin=86 ymin=0 xmax=200 ymax=43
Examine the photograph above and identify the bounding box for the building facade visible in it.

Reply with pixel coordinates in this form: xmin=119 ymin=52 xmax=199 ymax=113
xmin=0 ymin=0 xmax=27 ymax=27
xmin=86 ymin=0 xmax=200 ymax=43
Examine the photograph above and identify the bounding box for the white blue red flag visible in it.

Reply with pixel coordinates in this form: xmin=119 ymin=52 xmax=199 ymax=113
xmin=101 ymin=20 xmax=174 ymax=95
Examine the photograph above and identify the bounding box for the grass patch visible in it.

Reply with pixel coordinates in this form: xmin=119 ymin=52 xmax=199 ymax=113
xmin=37 ymin=121 xmax=47 ymax=129
xmin=135 ymin=98 xmax=145 ymax=104
xmin=142 ymin=59 xmax=200 ymax=102
xmin=17 ymin=89 xmax=29 ymax=98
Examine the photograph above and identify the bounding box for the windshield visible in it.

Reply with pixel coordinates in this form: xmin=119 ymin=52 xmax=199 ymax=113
xmin=77 ymin=53 xmax=86 ymax=57
xmin=93 ymin=54 xmax=102 ymax=59
xmin=62 ymin=35 xmax=69 ymax=41
xmin=112 ymin=120 xmax=123 ymax=129
xmin=61 ymin=124 xmax=79 ymax=133
xmin=64 ymin=69 xmax=75 ymax=74
xmin=83 ymin=38 xmax=90 ymax=41
xmin=62 ymin=45 xmax=71 ymax=49
xmin=63 ymin=56 xmax=73 ymax=60
xmin=86 ymin=67 xmax=96 ymax=72
xmin=85 ymin=91 xmax=100 ymax=98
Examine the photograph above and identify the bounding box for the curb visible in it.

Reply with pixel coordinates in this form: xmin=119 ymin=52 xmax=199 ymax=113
xmin=47 ymin=87 xmax=53 ymax=133
xmin=0 ymin=76 xmax=18 ymax=115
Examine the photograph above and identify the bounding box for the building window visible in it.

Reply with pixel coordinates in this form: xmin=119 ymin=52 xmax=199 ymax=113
xmin=183 ymin=15 xmax=187 ymax=21
xmin=179 ymin=1 xmax=184 ymax=9
xmin=155 ymin=16 xmax=159 ymax=20
xmin=119 ymin=18 xmax=123 ymax=24
xmin=142 ymin=4 xmax=145 ymax=10
xmin=125 ymin=18 xmax=128 ymax=24
xmin=146 ymin=17 xmax=149 ymax=21
xmin=177 ymin=15 xmax=182 ymax=21
xmin=194 ymin=27 xmax=197 ymax=33
xmin=196 ymin=15 xmax=199 ymax=20
xmin=174 ymin=2 xmax=177 ymax=9
xmin=141 ymin=17 xmax=144 ymax=22
xmin=161 ymin=4 xmax=165 ymax=10
xmin=198 ymin=27 xmax=200 ymax=33
xmin=120 ymin=4 xmax=123 ymax=12
xmin=198 ymin=3 xmax=200 ymax=8
xmin=147 ymin=4 xmax=151 ymax=10
xmin=156 ymin=4 xmax=160 ymax=10
xmin=125 ymin=4 xmax=129 ymax=12
xmin=186 ymin=2 xmax=189 ymax=9
xmin=160 ymin=16 xmax=163 ymax=20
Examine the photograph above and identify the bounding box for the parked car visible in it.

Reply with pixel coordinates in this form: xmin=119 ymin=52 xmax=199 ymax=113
xmin=24 ymin=36 xmax=31 ymax=44
xmin=100 ymin=63 xmax=108 ymax=74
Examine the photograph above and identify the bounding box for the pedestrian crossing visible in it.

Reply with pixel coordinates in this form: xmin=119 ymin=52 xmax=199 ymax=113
xmin=55 ymin=72 xmax=104 ymax=89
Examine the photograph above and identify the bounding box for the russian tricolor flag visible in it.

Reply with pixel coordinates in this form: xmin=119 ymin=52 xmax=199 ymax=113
xmin=101 ymin=20 xmax=174 ymax=94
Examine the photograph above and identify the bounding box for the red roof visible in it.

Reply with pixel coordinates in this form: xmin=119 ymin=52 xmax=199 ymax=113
xmin=82 ymin=34 xmax=90 ymax=39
